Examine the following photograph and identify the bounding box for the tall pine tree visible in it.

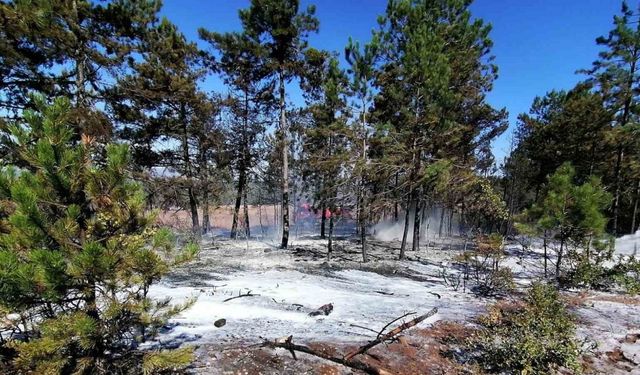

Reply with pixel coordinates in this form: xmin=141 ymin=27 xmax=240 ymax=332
xmin=239 ymin=0 xmax=319 ymax=249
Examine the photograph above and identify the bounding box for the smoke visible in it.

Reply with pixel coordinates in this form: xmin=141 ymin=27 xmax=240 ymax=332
xmin=615 ymin=230 xmax=640 ymax=256
xmin=372 ymin=207 xmax=460 ymax=242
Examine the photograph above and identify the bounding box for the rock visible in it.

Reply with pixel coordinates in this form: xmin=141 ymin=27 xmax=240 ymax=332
xmin=621 ymin=342 xmax=640 ymax=365
xmin=624 ymin=333 xmax=640 ymax=343
xmin=214 ymin=318 xmax=226 ymax=328
xmin=309 ymin=303 xmax=333 ymax=316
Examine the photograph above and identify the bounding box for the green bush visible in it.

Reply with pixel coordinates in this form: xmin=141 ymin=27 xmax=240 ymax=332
xmin=611 ymin=256 xmax=640 ymax=295
xmin=470 ymin=282 xmax=581 ymax=374
xmin=454 ymin=234 xmax=515 ymax=296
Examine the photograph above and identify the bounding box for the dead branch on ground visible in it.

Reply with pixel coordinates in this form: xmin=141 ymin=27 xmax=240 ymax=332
xmin=262 ymin=307 xmax=438 ymax=374
xmin=223 ymin=290 xmax=260 ymax=302
xmin=344 ymin=307 xmax=438 ymax=360
xmin=263 ymin=335 xmax=393 ymax=375
xmin=376 ymin=311 xmax=416 ymax=339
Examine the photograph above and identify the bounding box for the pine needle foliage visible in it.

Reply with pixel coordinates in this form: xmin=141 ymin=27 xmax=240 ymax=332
xmin=471 ymin=282 xmax=581 ymax=374
xmin=0 ymin=96 xmax=198 ymax=374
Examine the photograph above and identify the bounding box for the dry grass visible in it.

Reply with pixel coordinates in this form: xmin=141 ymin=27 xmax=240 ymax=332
xmin=157 ymin=205 xmax=280 ymax=231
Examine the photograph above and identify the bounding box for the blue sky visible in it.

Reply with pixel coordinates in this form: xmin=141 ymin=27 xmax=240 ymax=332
xmin=160 ymin=0 xmax=623 ymax=164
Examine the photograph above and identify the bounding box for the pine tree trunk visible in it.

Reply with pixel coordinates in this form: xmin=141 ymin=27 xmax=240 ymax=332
xmin=180 ymin=103 xmax=199 ymax=232
xmin=438 ymin=207 xmax=445 ymax=238
xmin=543 ymin=230 xmax=548 ymax=278
xmin=556 ymin=237 xmax=564 ymax=279
xmin=327 ymin=213 xmax=334 ymax=261
xmin=279 ymin=69 xmax=290 ymax=249
xmin=412 ymin=194 xmax=421 ymax=252
xmin=199 ymin=137 xmax=210 ymax=235
xmin=243 ymin=184 xmax=250 ymax=239
xmin=359 ymin=191 xmax=368 ymax=262
xmin=188 ymin=188 xmax=199 ymax=232
xmin=230 ymin=173 xmax=243 ymax=239
xmin=394 ymin=172 xmax=399 ymax=222
xmin=360 ymin=219 xmax=367 ymax=262
xmin=612 ymin=146 xmax=624 ymax=235
xmin=359 ymin=98 xmax=368 ymax=262
xmin=632 ymin=179 xmax=640 ymax=233
xmin=320 ymin=201 xmax=327 ymax=239
xmin=202 ymin=189 xmax=210 ymax=234
xmin=400 ymin=194 xmax=412 ymax=260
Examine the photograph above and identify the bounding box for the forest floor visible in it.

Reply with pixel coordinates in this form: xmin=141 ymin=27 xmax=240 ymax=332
xmin=148 ymin=231 xmax=640 ymax=374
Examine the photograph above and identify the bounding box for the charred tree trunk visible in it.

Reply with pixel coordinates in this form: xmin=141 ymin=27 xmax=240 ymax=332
xmin=279 ymin=69 xmax=290 ymax=249
xmin=394 ymin=172 xmax=399 ymax=222
xmin=438 ymin=207 xmax=445 ymax=238
xmin=359 ymin=97 xmax=369 ymax=262
xmin=202 ymin=189 xmax=210 ymax=234
xmin=243 ymin=184 xmax=250 ymax=238
xmin=327 ymin=213 xmax=334 ymax=260
xmin=632 ymin=179 xmax=640 ymax=234
xmin=230 ymin=169 xmax=245 ymax=239
xmin=180 ymin=103 xmax=199 ymax=232
xmin=360 ymin=193 xmax=368 ymax=263
xmin=320 ymin=201 xmax=327 ymax=239
xmin=199 ymin=138 xmax=211 ymax=235
xmin=411 ymin=193 xmax=422 ymax=252
xmin=400 ymin=146 xmax=419 ymax=259
xmin=400 ymin=194 xmax=413 ymax=260
xmin=556 ymin=236 xmax=565 ymax=279
xmin=543 ymin=230 xmax=548 ymax=278
xmin=612 ymin=146 xmax=624 ymax=235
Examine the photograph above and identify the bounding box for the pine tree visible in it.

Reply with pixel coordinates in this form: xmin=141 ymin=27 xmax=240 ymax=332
xmin=199 ymin=29 xmax=272 ymax=239
xmin=0 ymin=0 xmax=160 ymax=137
xmin=345 ymin=36 xmax=379 ymax=262
xmin=373 ymin=0 xmax=505 ymax=259
xmin=112 ymin=18 xmax=211 ymax=232
xmin=513 ymin=85 xmax=612 ymax=205
xmin=0 ymin=96 xmax=197 ymax=373
xmin=518 ymin=163 xmax=611 ymax=279
xmin=584 ymin=1 xmax=640 ymax=235
xmin=239 ymin=0 xmax=319 ymax=249
xmin=302 ymin=56 xmax=350 ymax=257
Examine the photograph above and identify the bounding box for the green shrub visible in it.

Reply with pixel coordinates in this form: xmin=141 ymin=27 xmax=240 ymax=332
xmin=470 ymin=282 xmax=581 ymax=374
xmin=0 ymin=97 xmax=198 ymax=374
xmin=454 ymin=234 xmax=515 ymax=296
xmin=611 ymin=256 xmax=640 ymax=295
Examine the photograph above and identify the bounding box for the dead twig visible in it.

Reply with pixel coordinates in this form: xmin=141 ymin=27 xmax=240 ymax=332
xmin=374 ymin=291 xmax=394 ymax=296
xmin=223 ymin=291 xmax=260 ymax=303
xmin=376 ymin=311 xmax=416 ymax=340
xmin=350 ymin=323 xmax=379 ymax=335
xmin=344 ymin=307 xmax=438 ymax=361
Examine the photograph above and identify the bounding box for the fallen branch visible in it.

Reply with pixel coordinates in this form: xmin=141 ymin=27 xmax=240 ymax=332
xmin=374 ymin=290 xmax=394 ymax=296
xmin=262 ymin=308 xmax=438 ymax=374
xmin=264 ymin=335 xmax=392 ymax=375
xmin=376 ymin=311 xmax=416 ymax=340
xmin=223 ymin=291 xmax=260 ymax=303
xmin=428 ymin=292 xmax=442 ymax=299
xmin=350 ymin=323 xmax=380 ymax=335
xmin=344 ymin=307 xmax=438 ymax=361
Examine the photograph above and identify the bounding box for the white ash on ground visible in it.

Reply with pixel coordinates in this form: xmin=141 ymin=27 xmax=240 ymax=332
xmin=146 ymin=233 xmax=640 ymax=373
